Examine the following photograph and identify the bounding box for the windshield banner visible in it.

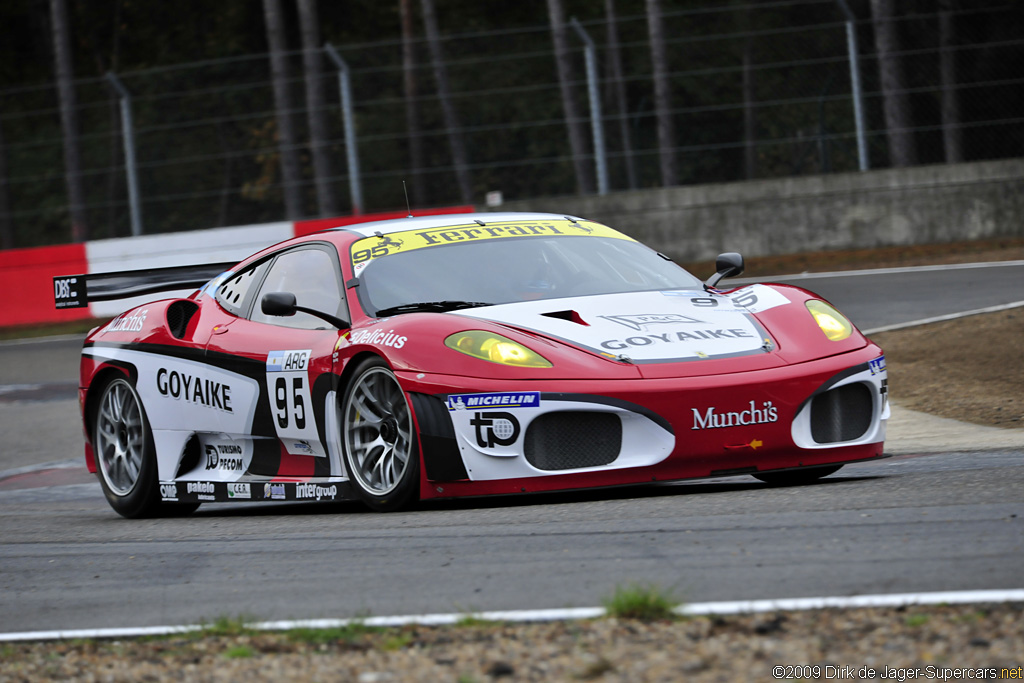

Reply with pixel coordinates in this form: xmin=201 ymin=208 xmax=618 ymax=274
xmin=350 ymin=219 xmax=632 ymax=274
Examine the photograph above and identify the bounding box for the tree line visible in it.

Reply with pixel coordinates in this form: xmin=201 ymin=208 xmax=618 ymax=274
xmin=1 ymin=0 xmax=1021 ymax=248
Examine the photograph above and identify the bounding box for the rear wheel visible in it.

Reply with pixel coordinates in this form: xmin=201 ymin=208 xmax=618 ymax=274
xmin=753 ymin=464 xmax=843 ymax=485
xmin=94 ymin=376 xmax=198 ymax=518
xmin=341 ymin=358 xmax=419 ymax=512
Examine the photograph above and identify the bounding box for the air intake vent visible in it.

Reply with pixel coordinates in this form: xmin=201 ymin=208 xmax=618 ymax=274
xmin=524 ymin=412 xmax=621 ymax=470
xmin=541 ymin=310 xmax=589 ymax=325
xmin=811 ymin=383 xmax=873 ymax=443
xmin=166 ymin=300 xmax=199 ymax=339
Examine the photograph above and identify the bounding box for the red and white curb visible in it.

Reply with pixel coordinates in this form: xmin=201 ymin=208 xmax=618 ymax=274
xmin=2 ymin=588 xmax=1022 ymax=643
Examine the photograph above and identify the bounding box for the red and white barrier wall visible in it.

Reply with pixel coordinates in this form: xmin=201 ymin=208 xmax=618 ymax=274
xmin=0 ymin=207 xmax=473 ymax=328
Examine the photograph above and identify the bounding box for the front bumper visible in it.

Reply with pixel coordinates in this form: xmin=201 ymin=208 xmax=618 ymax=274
xmin=400 ymin=345 xmax=888 ymax=499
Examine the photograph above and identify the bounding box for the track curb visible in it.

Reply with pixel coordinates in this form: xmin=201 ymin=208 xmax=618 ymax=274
xmin=2 ymin=589 xmax=1022 ymax=643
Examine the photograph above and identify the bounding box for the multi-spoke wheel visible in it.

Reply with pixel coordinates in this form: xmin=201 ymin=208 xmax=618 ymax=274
xmin=341 ymin=358 xmax=419 ymax=511
xmin=752 ymin=464 xmax=843 ymax=485
xmin=94 ymin=375 xmax=197 ymax=518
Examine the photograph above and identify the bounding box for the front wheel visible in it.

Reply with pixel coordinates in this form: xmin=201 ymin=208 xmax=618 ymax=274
xmin=753 ymin=464 xmax=843 ymax=485
xmin=341 ymin=358 xmax=420 ymax=512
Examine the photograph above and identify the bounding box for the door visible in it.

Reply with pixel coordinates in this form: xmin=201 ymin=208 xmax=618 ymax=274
xmin=206 ymin=243 xmax=349 ymax=478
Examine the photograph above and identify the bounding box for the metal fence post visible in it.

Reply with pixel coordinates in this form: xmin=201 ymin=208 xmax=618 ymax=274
xmin=324 ymin=43 xmax=363 ymax=215
xmin=836 ymin=0 xmax=869 ymax=171
xmin=105 ymin=71 xmax=143 ymax=235
xmin=570 ymin=18 xmax=608 ymax=196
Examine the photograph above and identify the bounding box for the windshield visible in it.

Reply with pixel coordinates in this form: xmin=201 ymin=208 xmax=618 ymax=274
xmin=357 ymin=233 xmax=703 ymax=317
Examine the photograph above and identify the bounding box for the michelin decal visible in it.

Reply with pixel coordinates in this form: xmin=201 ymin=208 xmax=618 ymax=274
xmin=447 ymin=392 xmax=540 ymax=411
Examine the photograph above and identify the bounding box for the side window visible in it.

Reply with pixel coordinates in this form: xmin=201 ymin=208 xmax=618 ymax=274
xmin=215 ymin=263 xmax=267 ymax=316
xmin=250 ymin=246 xmax=345 ymax=329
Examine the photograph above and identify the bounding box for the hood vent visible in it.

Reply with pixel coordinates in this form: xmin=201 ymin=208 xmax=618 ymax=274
xmin=167 ymin=300 xmax=199 ymax=339
xmin=541 ymin=309 xmax=589 ymax=326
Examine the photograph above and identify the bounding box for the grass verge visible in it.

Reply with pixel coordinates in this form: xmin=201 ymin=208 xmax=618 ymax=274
xmin=602 ymin=583 xmax=680 ymax=621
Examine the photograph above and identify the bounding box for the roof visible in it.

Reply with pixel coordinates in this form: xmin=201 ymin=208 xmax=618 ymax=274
xmin=334 ymin=212 xmax=587 ymax=238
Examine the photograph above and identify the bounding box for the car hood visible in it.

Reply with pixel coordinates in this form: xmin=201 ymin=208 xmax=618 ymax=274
xmin=453 ymin=285 xmax=791 ymax=365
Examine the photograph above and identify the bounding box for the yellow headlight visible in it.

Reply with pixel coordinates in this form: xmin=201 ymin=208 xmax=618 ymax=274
xmin=445 ymin=331 xmax=552 ymax=368
xmin=805 ymin=300 xmax=854 ymax=341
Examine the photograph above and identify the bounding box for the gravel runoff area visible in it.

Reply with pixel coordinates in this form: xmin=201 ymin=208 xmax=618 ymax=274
xmin=1 ymin=238 xmax=1022 ymax=681
xmin=872 ymin=309 xmax=1023 ymax=431
xmin=745 ymin=237 xmax=1024 ymax=432
xmin=2 ymin=603 xmax=1022 ymax=682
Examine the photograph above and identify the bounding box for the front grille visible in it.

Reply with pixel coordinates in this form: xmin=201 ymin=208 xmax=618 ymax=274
xmin=524 ymin=412 xmax=621 ymax=470
xmin=810 ymin=383 xmax=873 ymax=443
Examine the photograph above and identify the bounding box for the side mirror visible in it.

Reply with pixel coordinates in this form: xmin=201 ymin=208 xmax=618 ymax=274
xmin=260 ymin=291 xmax=350 ymax=330
xmin=261 ymin=291 xmax=298 ymax=316
xmin=704 ymin=252 xmax=744 ymax=290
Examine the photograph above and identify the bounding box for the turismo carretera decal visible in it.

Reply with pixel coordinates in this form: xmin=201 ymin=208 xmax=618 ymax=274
xmin=204 ymin=444 xmax=244 ymax=472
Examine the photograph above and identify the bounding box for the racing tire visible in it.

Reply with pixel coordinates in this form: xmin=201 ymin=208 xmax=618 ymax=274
xmin=341 ymin=357 xmax=420 ymax=512
xmin=752 ymin=464 xmax=843 ymax=485
xmin=93 ymin=376 xmax=199 ymax=518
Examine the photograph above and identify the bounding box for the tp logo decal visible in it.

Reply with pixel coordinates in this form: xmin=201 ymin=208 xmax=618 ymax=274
xmin=471 ymin=412 xmax=520 ymax=448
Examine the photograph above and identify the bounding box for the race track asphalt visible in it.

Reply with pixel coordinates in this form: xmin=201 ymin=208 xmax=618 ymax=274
xmin=0 ymin=262 xmax=1021 ymax=633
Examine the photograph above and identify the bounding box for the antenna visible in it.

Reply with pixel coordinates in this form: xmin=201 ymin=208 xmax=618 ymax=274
xmin=403 ymin=181 xmax=413 ymax=218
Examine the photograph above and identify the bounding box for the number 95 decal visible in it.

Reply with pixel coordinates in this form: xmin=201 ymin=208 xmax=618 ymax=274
xmin=265 ymin=350 xmax=321 ymax=455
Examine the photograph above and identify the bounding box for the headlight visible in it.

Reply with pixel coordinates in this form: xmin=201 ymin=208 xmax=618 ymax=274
xmin=445 ymin=331 xmax=552 ymax=368
xmin=805 ymin=300 xmax=854 ymax=341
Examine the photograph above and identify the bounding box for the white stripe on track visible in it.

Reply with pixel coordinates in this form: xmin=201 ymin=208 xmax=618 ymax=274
xmin=2 ymin=588 xmax=1022 ymax=642
xmin=740 ymin=259 xmax=1024 ymax=282
xmin=863 ymin=300 xmax=1024 ymax=335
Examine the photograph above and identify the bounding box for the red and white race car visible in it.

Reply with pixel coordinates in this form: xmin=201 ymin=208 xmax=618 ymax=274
xmin=54 ymin=212 xmax=888 ymax=517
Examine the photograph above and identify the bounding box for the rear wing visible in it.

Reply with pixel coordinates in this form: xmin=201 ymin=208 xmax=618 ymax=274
xmin=53 ymin=262 xmax=236 ymax=309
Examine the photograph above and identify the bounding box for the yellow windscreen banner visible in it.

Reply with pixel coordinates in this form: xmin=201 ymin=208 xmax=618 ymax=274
xmin=350 ymin=219 xmax=633 ymax=272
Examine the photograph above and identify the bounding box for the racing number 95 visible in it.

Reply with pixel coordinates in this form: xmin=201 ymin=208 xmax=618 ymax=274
xmin=352 ymin=245 xmax=391 ymax=264
xmin=264 ymin=349 xmax=317 ymax=449
xmin=689 ymin=292 xmax=759 ymax=308
xmin=274 ymin=377 xmax=306 ymax=430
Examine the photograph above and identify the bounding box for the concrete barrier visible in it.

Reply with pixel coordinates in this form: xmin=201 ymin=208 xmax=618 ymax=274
xmin=493 ymin=158 xmax=1024 ymax=263
xmin=3 ymin=156 xmax=1021 ymax=330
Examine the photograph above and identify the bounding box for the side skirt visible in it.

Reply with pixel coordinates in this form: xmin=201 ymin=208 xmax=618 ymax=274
xmin=158 ymin=477 xmax=352 ymax=504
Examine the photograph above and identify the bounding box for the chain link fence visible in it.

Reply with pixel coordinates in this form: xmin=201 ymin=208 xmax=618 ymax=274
xmin=1 ymin=0 xmax=1022 ymax=247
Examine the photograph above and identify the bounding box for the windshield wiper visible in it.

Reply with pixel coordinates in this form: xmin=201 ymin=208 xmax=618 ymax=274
xmin=374 ymin=300 xmax=493 ymax=317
